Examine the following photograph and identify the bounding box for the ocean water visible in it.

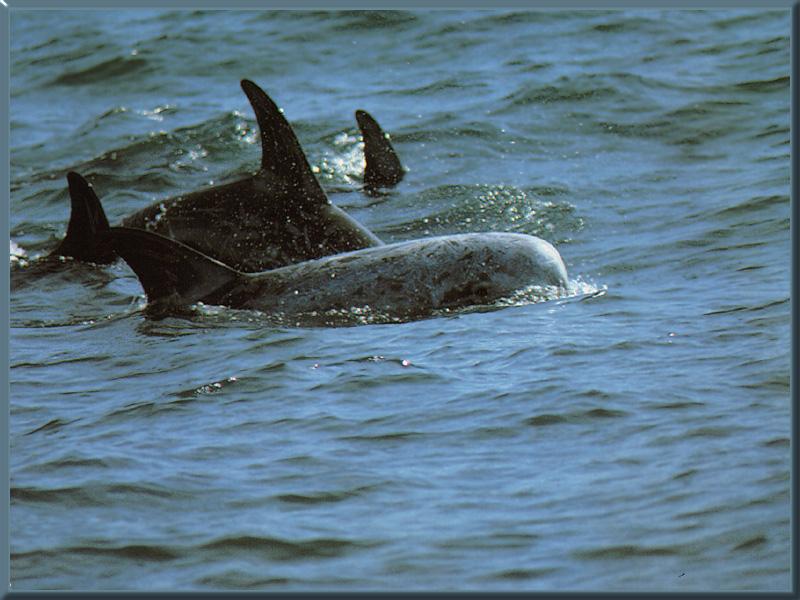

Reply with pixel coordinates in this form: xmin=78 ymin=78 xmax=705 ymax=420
xmin=8 ymin=9 xmax=791 ymax=592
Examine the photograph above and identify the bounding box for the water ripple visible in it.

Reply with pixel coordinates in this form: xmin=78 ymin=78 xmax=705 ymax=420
xmin=52 ymin=56 xmax=154 ymax=86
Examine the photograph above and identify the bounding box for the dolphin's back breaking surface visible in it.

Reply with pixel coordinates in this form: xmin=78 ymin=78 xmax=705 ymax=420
xmin=120 ymin=174 xmax=381 ymax=273
xmin=241 ymin=232 xmax=568 ymax=317
xmin=49 ymin=80 xmax=383 ymax=271
xmin=110 ymin=227 xmax=568 ymax=322
xmin=117 ymin=79 xmax=384 ymax=272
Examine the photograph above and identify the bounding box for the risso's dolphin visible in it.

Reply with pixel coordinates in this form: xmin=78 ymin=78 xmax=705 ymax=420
xmin=355 ymin=109 xmax=405 ymax=191
xmin=108 ymin=226 xmax=569 ymax=322
xmin=50 ymin=80 xmax=390 ymax=272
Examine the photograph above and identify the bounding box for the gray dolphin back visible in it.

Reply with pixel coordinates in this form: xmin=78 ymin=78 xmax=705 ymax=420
xmin=111 ymin=226 xmax=569 ymax=322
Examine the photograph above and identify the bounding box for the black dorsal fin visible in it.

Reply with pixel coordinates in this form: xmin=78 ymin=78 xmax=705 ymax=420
xmin=109 ymin=227 xmax=242 ymax=307
xmin=240 ymin=79 xmax=328 ymax=205
xmin=356 ymin=109 xmax=405 ymax=190
xmin=51 ymin=172 xmax=116 ymax=264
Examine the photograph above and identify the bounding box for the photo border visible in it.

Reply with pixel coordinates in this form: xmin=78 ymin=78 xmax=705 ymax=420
xmin=2 ymin=0 xmax=796 ymax=598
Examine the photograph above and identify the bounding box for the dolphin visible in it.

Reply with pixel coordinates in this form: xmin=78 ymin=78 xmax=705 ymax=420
xmin=50 ymin=172 xmax=116 ymax=264
xmin=108 ymin=226 xmax=569 ymax=322
xmin=48 ymin=80 xmax=387 ymax=272
xmin=356 ymin=109 xmax=405 ymax=191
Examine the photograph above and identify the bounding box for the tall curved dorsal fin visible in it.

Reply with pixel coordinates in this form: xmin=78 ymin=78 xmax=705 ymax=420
xmin=240 ymin=79 xmax=328 ymax=205
xmin=356 ymin=109 xmax=405 ymax=190
xmin=109 ymin=227 xmax=242 ymax=307
xmin=51 ymin=172 xmax=116 ymax=264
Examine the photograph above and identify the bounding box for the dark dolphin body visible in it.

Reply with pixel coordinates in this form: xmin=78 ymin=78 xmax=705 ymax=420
xmin=355 ymin=109 xmax=405 ymax=191
xmin=51 ymin=172 xmax=116 ymax=264
xmin=49 ymin=80 xmax=399 ymax=272
xmin=109 ymin=226 xmax=569 ymax=323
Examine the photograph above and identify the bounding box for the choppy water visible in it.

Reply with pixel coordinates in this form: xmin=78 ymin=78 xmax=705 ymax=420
xmin=9 ymin=9 xmax=791 ymax=592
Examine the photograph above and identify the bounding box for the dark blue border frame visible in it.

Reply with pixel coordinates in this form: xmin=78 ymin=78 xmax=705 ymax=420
xmin=2 ymin=1 xmax=796 ymax=598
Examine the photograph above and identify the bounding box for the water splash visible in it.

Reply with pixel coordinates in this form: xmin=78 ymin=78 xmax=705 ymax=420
xmin=10 ymin=240 xmax=29 ymax=267
xmin=312 ymin=132 xmax=365 ymax=185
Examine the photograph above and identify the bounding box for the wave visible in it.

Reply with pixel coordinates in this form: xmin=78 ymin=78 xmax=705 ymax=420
xmin=274 ymin=485 xmax=377 ymax=505
xmin=199 ymin=534 xmax=370 ymax=560
xmin=525 ymin=406 xmax=627 ymax=427
xmin=13 ymin=543 xmax=180 ymax=563
xmin=377 ymin=183 xmax=582 ymax=242
xmin=574 ymin=544 xmax=684 ymax=559
xmin=52 ymin=55 xmax=154 ymax=86
xmin=11 ymin=482 xmax=190 ymax=506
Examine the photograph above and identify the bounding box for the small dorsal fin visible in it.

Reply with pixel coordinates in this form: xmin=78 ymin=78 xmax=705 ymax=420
xmin=356 ymin=109 xmax=405 ymax=190
xmin=109 ymin=227 xmax=242 ymax=307
xmin=240 ymin=79 xmax=328 ymax=205
xmin=51 ymin=172 xmax=116 ymax=264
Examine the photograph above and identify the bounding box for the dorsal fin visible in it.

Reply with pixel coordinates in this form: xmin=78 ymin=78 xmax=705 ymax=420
xmin=356 ymin=109 xmax=405 ymax=190
xmin=51 ymin=172 xmax=116 ymax=264
xmin=240 ymin=79 xmax=328 ymax=205
xmin=109 ymin=227 xmax=242 ymax=307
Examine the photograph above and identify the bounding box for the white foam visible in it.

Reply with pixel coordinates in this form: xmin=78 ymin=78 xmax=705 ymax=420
xmin=312 ymin=132 xmax=365 ymax=184
xmin=10 ymin=240 xmax=29 ymax=267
